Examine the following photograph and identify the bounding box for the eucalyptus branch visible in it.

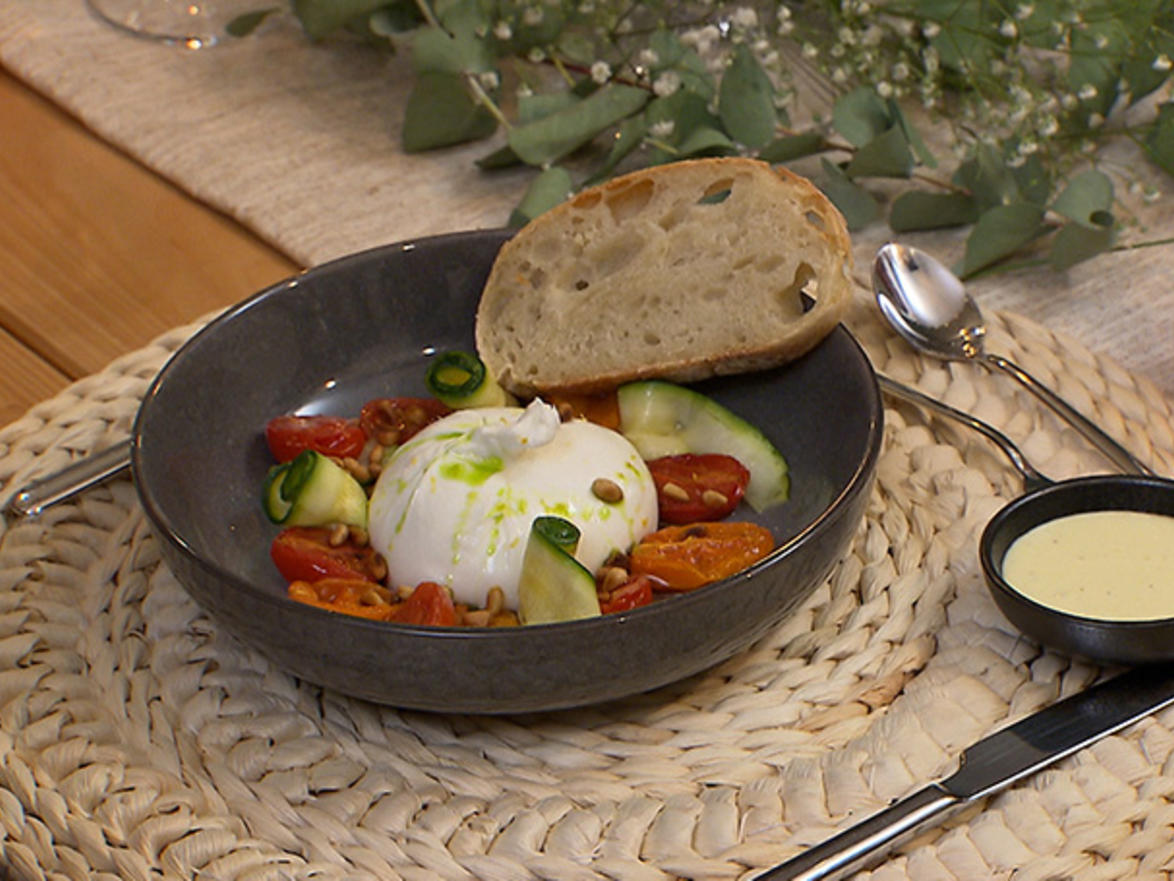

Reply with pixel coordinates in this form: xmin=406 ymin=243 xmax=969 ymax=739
xmin=286 ymin=0 xmax=1174 ymax=277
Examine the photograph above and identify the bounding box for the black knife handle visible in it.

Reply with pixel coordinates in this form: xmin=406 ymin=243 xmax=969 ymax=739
xmin=756 ymin=784 xmax=959 ymax=881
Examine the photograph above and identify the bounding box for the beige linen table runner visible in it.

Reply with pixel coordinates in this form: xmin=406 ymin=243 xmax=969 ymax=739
xmin=3 ymin=4 xmax=1174 ymax=880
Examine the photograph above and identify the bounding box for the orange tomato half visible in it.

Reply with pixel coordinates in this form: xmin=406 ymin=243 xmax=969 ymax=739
xmin=629 ymin=522 xmax=775 ymax=590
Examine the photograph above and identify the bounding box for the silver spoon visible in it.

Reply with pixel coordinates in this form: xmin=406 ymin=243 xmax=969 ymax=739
xmin=873 ymin=242 xmax=1155 ymax=477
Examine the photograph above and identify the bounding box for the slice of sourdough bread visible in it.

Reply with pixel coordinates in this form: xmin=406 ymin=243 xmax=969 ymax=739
xmin=475 ymin=157 xmax=853 ymax=396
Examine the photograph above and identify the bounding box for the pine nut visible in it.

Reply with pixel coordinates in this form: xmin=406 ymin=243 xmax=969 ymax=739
xmin=662 ymin=481 xmax=690 ymax=502
xmin=592 ymin=477 xmax=624 ymax=503
xmin=328 ymin=523 xmax=349 ymax=546
xmin=702 ymin=489 xmax=729 ymax=508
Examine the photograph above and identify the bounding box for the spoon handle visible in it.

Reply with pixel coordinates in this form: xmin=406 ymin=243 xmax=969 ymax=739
xmin=877 ymin=375 xmax=1050 ymax=492
xmin=982 ymin=354 xmax=1155 ymax=477
xmin=4 ymin=440 xmax=133 ymax=518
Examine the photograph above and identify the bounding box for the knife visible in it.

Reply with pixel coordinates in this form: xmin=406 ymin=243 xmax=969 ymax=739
xmin=758 ymin=663 xmax=1174 ymax=881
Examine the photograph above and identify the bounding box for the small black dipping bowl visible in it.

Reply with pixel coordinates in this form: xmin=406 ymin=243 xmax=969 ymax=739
xmin=980 ymin=474 xmax=1174 ymax=665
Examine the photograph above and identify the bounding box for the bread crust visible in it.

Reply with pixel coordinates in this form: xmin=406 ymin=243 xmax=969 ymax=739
xmin=475 ymin=157 xmax=854 ymax=396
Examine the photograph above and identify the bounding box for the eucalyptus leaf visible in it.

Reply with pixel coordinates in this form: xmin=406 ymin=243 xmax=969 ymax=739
xmin=508 ymin=84 xmax=649 ymax=166
xmin=1068 ymin=20 xmax=1126 ymax=117
xmin=226 ymin=7 xmax=278 ymax=37
xmin=412 ymin=23 xmax=492 ymax=74
xmin=887 ymin=99 xmax=936 ymax=168
xmin=958 ymin=202 xmax=1047 ymax=277
xmin=402 ymin=72 xmax=497 ymax=152
xmin=818 ymin=159 xmax=880 ymax=230
xmin=674 ymin=126 xmax=736 ymax=158
xmin=758 ymin=132 xmax=826 ymax=164
xmin=292 ymin=0 xmax=387 ymax=38
xmin=890 ymin=191 xmax=979 ymax=231
xmin=954 ymin=142 xmax=1020 ymax=211
xmin=718 ymin=44 xmax=777 ymax=150
xmin=844 ymin=125 xmax=914 ymax=179
xmin=646 ymin=91 xmax=722 ymax=144
xmin=832 ymin=87 xmax=891 ymax=147
xmin=476 ymin=144 xmax=521 ymax=170
xmin=519 ymin=92 xmax=580 ymax=125
xmin=1051 ymin=169 xmax=1114 ymax=223
xmin=510 ymin=166 xmax=574 ymax=227
xmin=583 ymin=116 xmax=647 ymax=186
xmin=1146 ymin=102 xmax=1174 ymax=175
xmin=367 ymin=2 xmax=423 ymax=36
xmin=1011 ymin=154 xmax=1052 ymax=205
xmin=1049 ymin=215 xmax=1115 ymax=271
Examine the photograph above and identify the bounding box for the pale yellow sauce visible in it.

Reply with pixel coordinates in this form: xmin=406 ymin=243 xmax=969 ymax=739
xmin=1002 ymin=510 xmax=1174 ymax=621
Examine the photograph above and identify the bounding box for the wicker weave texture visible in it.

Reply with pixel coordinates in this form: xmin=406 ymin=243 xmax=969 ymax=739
xmin=1 ymin=294 xmax=1173 ymax=881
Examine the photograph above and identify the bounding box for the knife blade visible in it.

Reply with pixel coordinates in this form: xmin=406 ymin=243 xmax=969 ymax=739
xmin=757 ymin=663 xmax=1174 ymax=881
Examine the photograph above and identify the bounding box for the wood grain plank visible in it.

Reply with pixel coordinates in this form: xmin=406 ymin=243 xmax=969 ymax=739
xmin=0 ymin=68 xmax=299 ymax=394
xmin=0 ymin=326 xmax=70 ymax=428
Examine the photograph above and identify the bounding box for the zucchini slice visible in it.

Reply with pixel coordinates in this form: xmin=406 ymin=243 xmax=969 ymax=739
xmin=263 ymin=450 xmax=368 ymax=528
xmin=617 ymin=380 xmax=789 ymax=512
xmin=425 ymin=350 xmax=516 ymax=409
xmin=518 ymin=516 xmax=601 ymax=625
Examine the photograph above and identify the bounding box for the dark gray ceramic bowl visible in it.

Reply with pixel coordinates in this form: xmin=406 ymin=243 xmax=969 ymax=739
xmin=981 ymin=475 xmax=1174 ymax=666
xmin=132 ymin=228 xmax=882 ymax=714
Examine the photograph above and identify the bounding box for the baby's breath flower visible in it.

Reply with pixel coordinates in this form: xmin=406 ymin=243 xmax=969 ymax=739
xmin=527 ymin=46 xmax=546 ymax=63
xmin=1087 ymin=112 xmax=1105 ymax=128
xmin=1078 ymin=83 xmax=1099 ymax=101
xmin=637 ymin=47 xmax=659 ymax=67
xmin=590 ymin=60 xmax=611 ymax=83
xmin=891 ymin=62 xmax=910 ymax=81
xmin=522 ymin=6 xmax=544 ymax=26
xmin=653 ymin=71 xmax=681 ymax=97
xmin=802 ymin=42 xmax=819 ymax=59
xmin=1015 ymin=3 xmax=1034 ymax=18
xmin=776 ymin=5 xmax=791 ymax=21
xmin=731 ymin=6 xmax=757 ymax=29
xmin=1155 ymin=54 xmax=1173 ymax=72
xmin=649 ymin=119 xmax=675 ymax=139
xmin=493 ymin=20 xmax=512 ymax=40
xmin=478 ymin=70 xmax=500 ymax=89
xmin=922 ymin=21 xmax=941 ymax=39
xmin=1039 ymin=115 xmax=1060 ymax=137
xmin=1143 ymin=186 xmax=1161 ymax=204
xmin=876 ymin=81 xmax=894 ymax=98
xmin=832 ymin=66 xmax=849 ymax=83
xmin=999 ymin=20 xmax=1018 ymax=38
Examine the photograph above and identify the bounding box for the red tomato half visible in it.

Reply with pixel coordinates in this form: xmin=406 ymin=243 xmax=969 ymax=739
xmin=270 ymin=527 xmax=383 ymax=584
xmin=599 ymin=575 xmax=654 ymax=614
xmin=647 ymin=453 xmax=750 ymax=523
xmin=388 ymin=582 xmax=457 ymax=626
xmin=359 ymin=397 xmax=451 ymax=446
xmin=266 ymin=415 xmax=367 ymax=463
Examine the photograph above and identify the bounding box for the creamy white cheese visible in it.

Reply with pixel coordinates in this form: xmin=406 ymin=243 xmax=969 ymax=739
xmin=367 ymin=400 xmax=659 ymax=608
xmin=1002 ymin=509 xmax=1174 ymax=621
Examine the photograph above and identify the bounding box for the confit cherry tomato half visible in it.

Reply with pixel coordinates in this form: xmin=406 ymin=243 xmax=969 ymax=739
xmin=629 ymin=521 xmax=775 ymax=591
xmin=289 ymin=577 xmax=395 ymax=621
xmin=359 ymin=397 xmax=451 ymax=447
xmin=387 ymin=581 xmax=457 ymax=627
xmin=599 ymin=575 xmax=654 ymax=615
xmin=270 ymin=526 xmax=384 ymax=584
xmin=265 ymin=414 xmax=367 ymax=463
xmin=647 ymin=453 xmax=750 ymax=523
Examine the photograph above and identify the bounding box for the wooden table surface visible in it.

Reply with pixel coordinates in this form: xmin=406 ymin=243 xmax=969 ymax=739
xmin=0 ymin=66 xmax=300 ymax=428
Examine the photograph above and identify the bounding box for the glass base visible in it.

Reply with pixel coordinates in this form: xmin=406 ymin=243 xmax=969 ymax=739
xmin=85 ymin=0 xmax=248 ymax=49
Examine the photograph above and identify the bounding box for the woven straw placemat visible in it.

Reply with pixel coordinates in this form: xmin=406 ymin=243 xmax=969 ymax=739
xmin=1 ymin=288 xmax=1172 ymax=881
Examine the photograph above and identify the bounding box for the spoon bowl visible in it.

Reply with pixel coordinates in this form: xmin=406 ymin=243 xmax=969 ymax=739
xmin=873 ymin=242 xmax=1154 ymax=477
